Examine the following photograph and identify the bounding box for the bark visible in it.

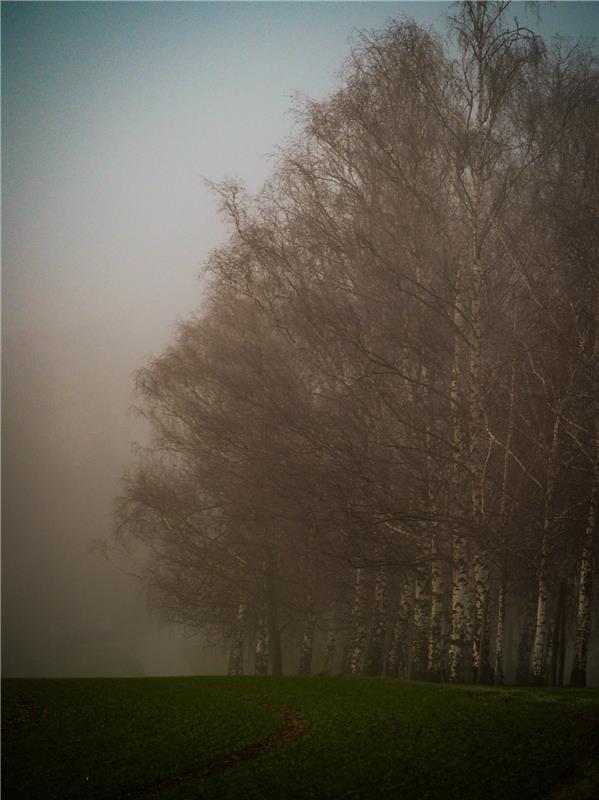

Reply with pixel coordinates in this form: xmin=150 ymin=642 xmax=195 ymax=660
xmin=494 ymin=362 xmax=515 ymax=686
xmin=427 ymin=532 xmax=445 ymax=680
xmin=298 ymin=528 xmax=316 ymax=676
xmin=364 ymin=567 xmax=387 ymax=676
xmin=423 ymin=361 xmax=444 ymax=681
xmin=255 ymin=616 xmax=269 ymax=676
xmin=557 ymin=595 xmax=567 ymax=689
xmin=349 ymin=568 xmax=367 ymax=676
xmin=298 ymin=611 xmax=316 ymax=676
xmin=410 ymin=567 xmax=429 ymax=679
xmin=472 ymin=553 xmax=490 ymax=683
xmin=322 ymin=603 xmax=337 ymax=675
xmin=228 ymin=597 xmax=246 ymax=676
xmin=448 ymin=262 xmax=473 ymax=684
xmin=550 ymin=580 xmax=566 ymax=687
xmin=531 ymin=413 xmax=560 ymax=684
xmin=571 ymin=426 xmax=599 ymax=687
xmin=531 ymin=559 xmax=549 ymax=683
xmin=269 ymin=623 xmax=283 ymax=677
xmin=265 ymin=551 xmax=283 ymax=676
xmin=493 ymin=576 xmax=506 ymax=685
xmin=570 ymin=294 xmax=599 ymax=687
xmin=465 ymin=7 xmax=488 ymax=686
xmin=516 ymin=589 xmax=536 ymax=685
xmin=448 ymin=531 xmax=472 ymax=682
xmin=386 ymin=580 xmax=412 ymax=678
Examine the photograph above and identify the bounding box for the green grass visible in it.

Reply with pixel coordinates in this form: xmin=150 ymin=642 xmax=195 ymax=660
xmin=2 ymin=677 xmax=597 ymax=800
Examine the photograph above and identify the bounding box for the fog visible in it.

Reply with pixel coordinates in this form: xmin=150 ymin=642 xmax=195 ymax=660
xmin=3 ymin=1 xmax=597 ymax=678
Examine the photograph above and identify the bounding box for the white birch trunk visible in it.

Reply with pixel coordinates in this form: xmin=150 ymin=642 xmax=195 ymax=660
xmin=571 ymin=293 xmax=599 ymax=687
xmin=448 ymin=532 xmax=472 ymax=682
xmin=531 ymin=552 xmax=550 ymax=682
xmin=427 ymin=533 xmax=445 ymax=679
xmin=472 ymin=552 xmax=490 ymax=682
xmin=494 ymin=362 xmax=515 ymax=686
xmin=571 ymin=422 xmax=599 ymax=686
xmin=448 ymin=260 xmax=473 ymax=683
xmin=421 ymin=361 xmax=444 ymax=681
xmin=531 ymin=413 xmax=560 ymax=683
xmin=228 ymin=597 xmax=246 ymax=676
xmin=350 ymin=568 xmax=366 ymax=676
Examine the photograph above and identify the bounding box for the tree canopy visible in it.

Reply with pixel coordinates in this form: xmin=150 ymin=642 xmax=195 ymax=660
xmin=115 ymin=2 xmax=599 ymax=687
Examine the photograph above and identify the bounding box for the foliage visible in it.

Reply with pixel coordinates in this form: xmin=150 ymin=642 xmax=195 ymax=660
xmin=114 ymin=2 xmax=599 ymax=685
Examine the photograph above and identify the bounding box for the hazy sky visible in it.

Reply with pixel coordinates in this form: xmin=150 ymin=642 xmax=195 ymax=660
xmin=3 ymin=1 xmax=598 ymax=677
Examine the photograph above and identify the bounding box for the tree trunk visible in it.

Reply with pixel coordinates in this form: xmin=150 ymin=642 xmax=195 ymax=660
xmin=557 ymin=591 xmax=567 ymax=689
xmin=427 ymin=531 xmax=445 ymax=680
xmin=386 ymin=580 xmax=412 ymax=678
xmin=410 ymin=567 xmax=428 ymax=679
xmin=269 ymin=626 xmax=283 ymax=676
xmin=448 ymin=531 xmax=472 ymax=683
xmin=364 ymin=567 xmax=387 ymax=676
xmin=531 ymin=564 xmax=549 ymax=684
xmin=531 ymin=413 xmax=560 ymax=684
xmin=472 ymin=553 xmax=490 ymax=683
xmin=493 ymin=576 xmax=506 ymax=685
xmin=298 ymin=527 xmax=316 ymax=676
xmin=228 ymin=597 xmax=246 ymax=676
xmin=516 ymin=589 xmax=536 ymax=685
xmin=571 ymin=430 xmax=598 ymax=687
xmin=255 ymin=616 xmax=269 ymax=676
xmin=349 ymin=567 xmax=367 ymax=676
xmin=550 ymin=579 xmax=566 ymax=687
xmin=448 ymin=260 xmax=473 ymax=684
xmin=298 ymin=610 xmax=316 ymax=676
xmin=322 ymin=603 xmax=337 ymax=675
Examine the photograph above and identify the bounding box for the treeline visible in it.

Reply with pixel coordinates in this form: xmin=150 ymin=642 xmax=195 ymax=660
xmin=115 ymin=3 xmax=599 ymax=686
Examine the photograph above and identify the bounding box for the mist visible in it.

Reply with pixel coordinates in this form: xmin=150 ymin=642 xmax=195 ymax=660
xmin=1 ymin=0 xmax=438 ymax=677
xmin=3 ymin=1 xmax=598 ymax=679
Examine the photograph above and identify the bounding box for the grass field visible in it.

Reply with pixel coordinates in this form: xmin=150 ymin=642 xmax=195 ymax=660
xmin=2 ymin=677 xmax=598 ymax=800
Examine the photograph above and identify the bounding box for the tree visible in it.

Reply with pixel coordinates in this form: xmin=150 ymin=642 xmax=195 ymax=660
xmin=115 ymin=2 xmax=598 ymax=684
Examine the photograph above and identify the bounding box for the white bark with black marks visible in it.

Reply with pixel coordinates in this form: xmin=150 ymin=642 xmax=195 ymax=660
xmin=427 ymin=533 xmax=445 ymax=679
xmin=571 ymin=423 xmax=599 ymax=686
xmin=531 ymin=413 xmax=560 ymax=683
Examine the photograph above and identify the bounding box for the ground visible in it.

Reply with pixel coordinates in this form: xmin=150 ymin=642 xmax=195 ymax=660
xmin=2 ymin=676 xmax=598 ymax=800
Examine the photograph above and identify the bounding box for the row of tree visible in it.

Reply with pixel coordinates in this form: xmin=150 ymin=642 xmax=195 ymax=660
xmin=115 ymin=3 xmax=599 ymax=686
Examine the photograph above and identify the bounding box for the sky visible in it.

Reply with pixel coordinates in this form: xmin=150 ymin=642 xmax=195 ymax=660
xmin=3 ymin=1 xmax=599 ymax=677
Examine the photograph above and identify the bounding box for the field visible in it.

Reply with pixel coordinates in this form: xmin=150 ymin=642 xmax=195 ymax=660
xmin=2 ymin=677 xmax=598 ymax=800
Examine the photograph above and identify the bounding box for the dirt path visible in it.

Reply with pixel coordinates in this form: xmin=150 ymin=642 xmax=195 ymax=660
xmin=110 ymin=701 xmax=309 ymax=800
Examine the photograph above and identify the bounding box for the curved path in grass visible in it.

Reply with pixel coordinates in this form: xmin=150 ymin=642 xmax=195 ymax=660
xmin=110 ymin=702 xmax=309 ymax=800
